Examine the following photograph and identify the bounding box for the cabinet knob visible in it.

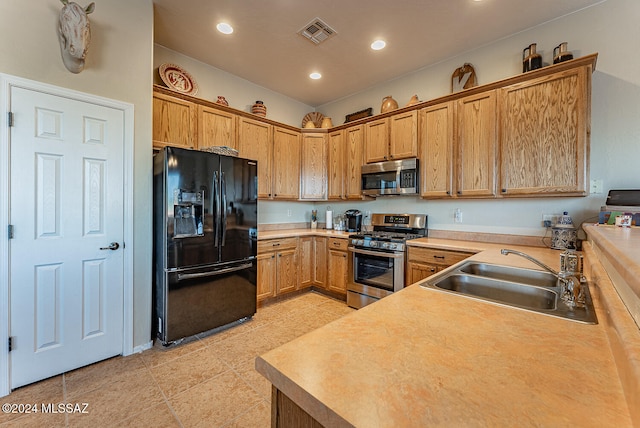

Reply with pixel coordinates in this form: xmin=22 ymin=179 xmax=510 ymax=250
xmin=446 ymin=191 xmax=450 ymax=195
xmin=501 ymin=189 xmax=507 ymax=193
xmin=457 ymin=191 xmax=462 ymax=195
xmin=433 ymin=255 xmax=445 ymax=259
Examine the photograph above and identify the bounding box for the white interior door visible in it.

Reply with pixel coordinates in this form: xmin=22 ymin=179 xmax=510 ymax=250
xmin=9 ymin=86 xmax=125 ymax=389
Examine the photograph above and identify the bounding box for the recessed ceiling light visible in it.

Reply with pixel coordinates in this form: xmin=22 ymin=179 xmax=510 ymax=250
xmin=216 ymin=23 xmax=233 ymax=34
xmin=371 ymin=40 xmax=386 ymax=50
xmin=309 ymin=72 xmax=322 ymax=80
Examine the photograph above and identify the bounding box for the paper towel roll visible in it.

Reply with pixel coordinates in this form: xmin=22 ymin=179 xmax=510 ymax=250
xmin=326 ymin=210 xmax=333 ymax=229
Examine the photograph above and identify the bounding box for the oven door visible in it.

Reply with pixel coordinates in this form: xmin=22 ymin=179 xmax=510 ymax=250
xmin=348 ymin=246 xmax=405 ymax=295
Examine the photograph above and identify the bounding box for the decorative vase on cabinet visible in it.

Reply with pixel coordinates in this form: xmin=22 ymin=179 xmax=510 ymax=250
xmin=252 ymin=100 xmax=267 ymax=117
xmin=381 ymin=96 xmax=398 ymax=113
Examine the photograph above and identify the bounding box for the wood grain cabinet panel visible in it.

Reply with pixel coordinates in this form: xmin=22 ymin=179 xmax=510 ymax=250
xmin=238 ymin=117 xmax=273 ymax=199
xmin=419 ymin=102 xmax=454 ymax=198
xmin=257 ymin=252 xmax=276 ymax=301
xmin=314 ymin=237 xmax=327 ymax=288
xmin=345 ymin=125 xmax=364 ymax=199
xmin=327 ymin=130 xmax=345 ymax=200
xmin=456 ymin=91 xmax=498 ymax=197
xmin=499 ymin=66 xmax=590 ymax=196
xmin=389 ymin=110 xmax=418 ymax=160
xmin=273 ymin=127 xmax=301 ymax=199
xmin=299 ymin=236 xmax=314 ymax=289
xmin=153 ymin=92 xmax=197 ymax=149
xmin=198 ymin=105 xmax=237 ymax=150
xmin=300 ymin=132 xmax=327 ymax=200
xmin=406 ymin=246 xmax=474 ymax=285
xmin=365 ymin=118 xmax=389 ymax=163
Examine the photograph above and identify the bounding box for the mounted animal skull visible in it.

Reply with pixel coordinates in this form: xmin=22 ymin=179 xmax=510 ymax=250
xmin=58 ymin=0 xmax=95 ymax=73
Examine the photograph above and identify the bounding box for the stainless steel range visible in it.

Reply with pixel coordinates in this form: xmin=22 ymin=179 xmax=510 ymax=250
xmin=347 ymin=213 xmax=427 ymax=309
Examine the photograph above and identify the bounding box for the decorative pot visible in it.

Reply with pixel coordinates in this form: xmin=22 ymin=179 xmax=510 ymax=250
xmin=321 ymin=117 xmax=333 ymax=128
xmin=216 ymin=96 xmax=229 ymax=106
xmin=405 ymin=94 xmax=419 ymax=106
xmin=380 ymin=95 xmax=398 ymax=113
xmin=252 ymin=100 xmax=267 ymax=117
xmin=522 ymin=43 xmax=543 ymax=73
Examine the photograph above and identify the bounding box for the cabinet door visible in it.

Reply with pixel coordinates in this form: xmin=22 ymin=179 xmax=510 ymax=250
xmin=327 ymin=249 xmax=348 ymax=294
xmin=276 ymin=248 xmax=298 ymax=294
xmin=314 ymin=236 xmax=327 ymax=288
xmin=420 ymin=103 xmax=454 ymax=198
xmin=327 ymin=130 xmax=345 ymax=200
xmin=456 ymin=91 xmax=497 ymax=197
xmin=273 ymin=127 xmax=301 ymax=199
xmin=153 ymin=92 xmax=197 ymax=149
xmin=238 ymin=118 xmax=272 ymax=199
xmin=198 ymin=105 xmax=237 ymax=150
xmin=407 ymin=261 xmax=440 ymax=285
xmin=389 ymin=110 xmax=418 ymax=160
xmin=257 ymin=252 xmax=276 ymax=301
xmin=499 ymin=67 xmax=589 ymax=196
xmin=365 ymin=118 xmax=389 ymax=163
xmin=300 ymin=133 xmax=327 ymax=200
xmin=345 ymin=125 xmax=364 ymax=199
xmin=299 ymin=236 xmax=314 ymax=289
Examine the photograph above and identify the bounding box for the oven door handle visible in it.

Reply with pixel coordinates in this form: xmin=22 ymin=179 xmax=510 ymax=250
xmin=348 ymin=247 xmax=405 ymax=259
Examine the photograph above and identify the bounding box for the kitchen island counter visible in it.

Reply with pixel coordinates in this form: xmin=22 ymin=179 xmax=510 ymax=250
xmin=256 ymin=244 xmax=634 ymax=427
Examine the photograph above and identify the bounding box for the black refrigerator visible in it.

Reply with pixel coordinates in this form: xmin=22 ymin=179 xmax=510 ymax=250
xmin=153 ymin=147 xmax=258 ymax=344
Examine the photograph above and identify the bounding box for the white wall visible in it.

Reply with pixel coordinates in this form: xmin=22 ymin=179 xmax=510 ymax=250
xmin=317 ymin=0 xmax=640 ymax=238
xmin=154 ymin=45 xmax=313 ymax=127
xmin=0 ymin=0 xmax=154 ymax=349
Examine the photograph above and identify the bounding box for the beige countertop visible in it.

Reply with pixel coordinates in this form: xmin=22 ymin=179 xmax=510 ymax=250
xmin=256 ymin=239 xmax=635 ymax=427
xmin=258 ymin=228 xmax=352 ymax=240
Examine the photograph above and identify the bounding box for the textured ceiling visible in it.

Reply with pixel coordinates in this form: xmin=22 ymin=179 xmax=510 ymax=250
xmin=153 ymin=0 xmax=604 ymax=107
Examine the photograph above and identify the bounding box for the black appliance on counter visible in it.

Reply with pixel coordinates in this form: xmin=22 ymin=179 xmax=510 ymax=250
xmin=153 ymin=147 xmax=258 ymax=345
xmin=345 ymin=209 xmax=363 ymax=232
xmin=347 ymin=213 xmax=427 ymax=309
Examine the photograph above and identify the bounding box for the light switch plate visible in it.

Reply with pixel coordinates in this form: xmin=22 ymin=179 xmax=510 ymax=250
xmin=590 ymin=179 xmax=603 ymax=194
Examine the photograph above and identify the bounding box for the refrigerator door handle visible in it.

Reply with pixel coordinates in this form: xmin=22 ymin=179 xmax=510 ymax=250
xmin=213 ymin=171 xmax=220 ymax=246
xmin=221 ymin=171 xmax=227 ymax=246
xmin=177 ymin=262 xmax=253 ymax=281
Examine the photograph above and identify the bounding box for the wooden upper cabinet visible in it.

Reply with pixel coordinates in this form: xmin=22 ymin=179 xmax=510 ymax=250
xmin=345 ymin=125 xmax=365 ymax=199
xmin=238 ymin=117 xmax=272 ymax=199
xmin=300 ymin=132 xmax=327 ymax=200
xmin=364 ymin=118 xmax=389 ymax=163
xmin=456 ymin=90 xmax=497 ymax=197
xmin=499 ymin=66 xmax=590 ymax=196
xmin=389 ymin=110 xmax=418 ymax=160
xmin=327 ymin=130 xmax=345 ymax=200
xmin=153 ymin=92 xmax=197 ymax=149
xmin=198 ymin=105 xmax=237 ymax=150
xmin=272 ymin=127 xmax=301 ymax=199
xmin=419 ymin=102 xmax=454 ymax=198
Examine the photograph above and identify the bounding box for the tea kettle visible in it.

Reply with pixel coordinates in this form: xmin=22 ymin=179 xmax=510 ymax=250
xmin=522 ymin=43 xmax=543 ymax=73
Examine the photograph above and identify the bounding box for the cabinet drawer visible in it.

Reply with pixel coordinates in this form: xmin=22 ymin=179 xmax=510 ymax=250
xmin=258 ymin=237 xmax=298 ymax=253
xmin=327 ymin=237 xmax=349 ymax=251
xmin=408 ymin=246 xmax=474 ymax=266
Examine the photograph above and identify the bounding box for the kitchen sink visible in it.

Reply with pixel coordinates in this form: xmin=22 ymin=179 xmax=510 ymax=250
xmin=458 ymin=262 xmax=558 ymax=287
xmin=421 ymin=261 xmax=597 ymax=324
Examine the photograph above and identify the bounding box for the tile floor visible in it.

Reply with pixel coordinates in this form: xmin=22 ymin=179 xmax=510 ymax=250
xmin=0 ymin=291 xmax=355 ymax=428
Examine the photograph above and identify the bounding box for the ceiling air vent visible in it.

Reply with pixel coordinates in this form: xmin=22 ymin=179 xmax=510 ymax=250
xmin=298 ymin=17 xmax=337 ymax=45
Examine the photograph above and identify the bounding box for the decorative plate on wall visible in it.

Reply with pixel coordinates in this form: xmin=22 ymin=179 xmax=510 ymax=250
xmin=302 ymin=111 xmax=325 ymax=128
xmin=159 ymin=63 xmax=199 ymax=95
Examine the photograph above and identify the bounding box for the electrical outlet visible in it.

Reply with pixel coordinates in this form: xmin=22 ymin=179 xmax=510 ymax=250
xmin=454 ymin=208 xmax=463 ymax=223
xmin=287 ymin=209 xmax=292 ymax=217
xmin=590 ymin=179 xmax=603 ymax=194
xmin=542 ymin=214 xmax=559 ymax=227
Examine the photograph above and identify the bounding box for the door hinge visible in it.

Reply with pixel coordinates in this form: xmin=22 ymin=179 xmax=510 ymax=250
xmin=7 ymin=224 xmax=14 ymax=239
xmin=7 ymin=112 xmax=13 ymax=127
xmin=8 ymin=337 xmax=13 ymax=352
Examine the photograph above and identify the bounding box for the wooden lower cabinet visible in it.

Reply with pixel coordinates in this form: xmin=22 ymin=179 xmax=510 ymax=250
xmin=406 ymin=246 xmax=474 ymax=285
xmin=257 ymin=238 xmax=299 ymax=302
xmin=299 ymin=236 xmax=314 ymax=289
xmin=314 ymin=236 xmax=327 ymax=289
xmin=327 ymin=238 xmax=349 ymax=295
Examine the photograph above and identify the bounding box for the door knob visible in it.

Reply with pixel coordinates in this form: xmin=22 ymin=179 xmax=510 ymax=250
xmin=100 ymin=242 xmax=120 ymax=251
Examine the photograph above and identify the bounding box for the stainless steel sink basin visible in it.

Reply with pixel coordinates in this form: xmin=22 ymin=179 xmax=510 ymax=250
xmin=433 ymin=274 xmax=557 ymax=310
xmin=421 ymin=261 xmax=597 ymax=324
xmin=458 ymin=262 xmax=558 ymax=287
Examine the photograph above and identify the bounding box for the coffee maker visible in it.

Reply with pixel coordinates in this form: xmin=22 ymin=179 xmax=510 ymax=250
xmin=344 ymin=209 xmax=363 ymax=232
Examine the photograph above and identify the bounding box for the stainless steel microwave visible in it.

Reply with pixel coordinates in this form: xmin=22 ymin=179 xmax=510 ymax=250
xmin=361 ymin=158 xmax=419 ymax=196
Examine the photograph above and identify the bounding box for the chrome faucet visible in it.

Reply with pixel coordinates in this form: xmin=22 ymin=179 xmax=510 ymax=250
xmin=501 ymin=249 xmax=585 ymax=307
